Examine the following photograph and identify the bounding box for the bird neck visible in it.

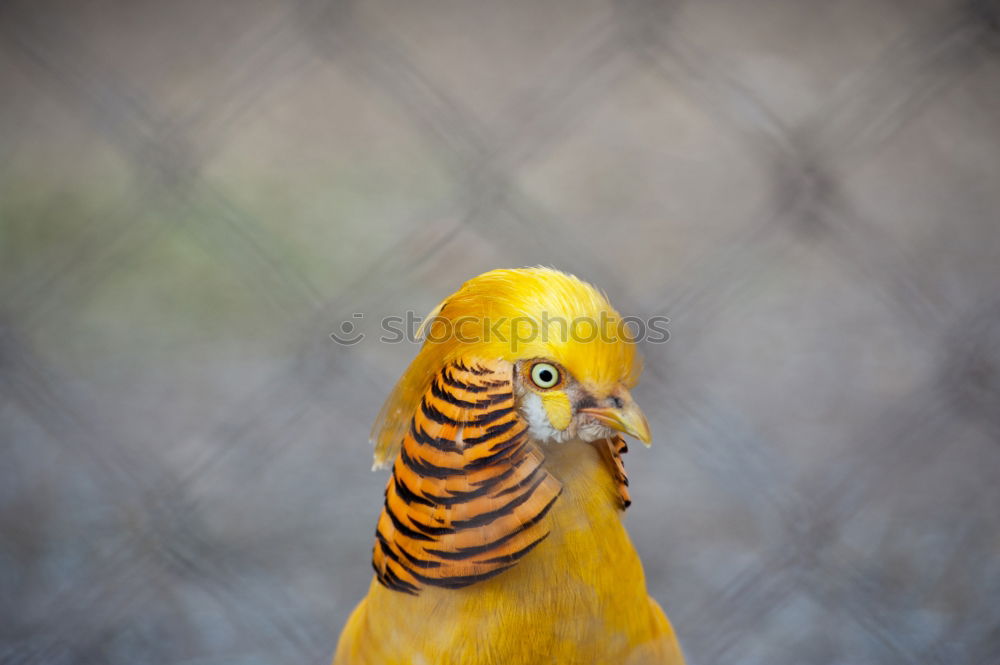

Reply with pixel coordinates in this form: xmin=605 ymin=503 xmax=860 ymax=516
xmin=447 ymin=436 xmax=647 ymax=607
xmin=542 ymin=436 xmax=624 ymax=506
xmin=533 ymin=437 xmax=641 ymax=575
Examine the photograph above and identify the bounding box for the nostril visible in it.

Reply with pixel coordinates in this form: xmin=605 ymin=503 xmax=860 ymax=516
xmin=611 ymin=396 xmax=624 ymax=409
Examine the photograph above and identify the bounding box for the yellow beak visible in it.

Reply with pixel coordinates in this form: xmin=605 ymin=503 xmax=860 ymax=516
xmin=580 ymin=391 xmax=652 ymax=446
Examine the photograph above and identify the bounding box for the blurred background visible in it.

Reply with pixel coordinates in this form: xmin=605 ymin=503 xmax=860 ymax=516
xmin=2 ymin=1 xmax=999 ymax=664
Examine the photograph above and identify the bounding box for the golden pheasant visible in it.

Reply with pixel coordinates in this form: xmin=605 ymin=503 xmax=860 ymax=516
xmin=333 ymin=268 xmax=684 ymax=665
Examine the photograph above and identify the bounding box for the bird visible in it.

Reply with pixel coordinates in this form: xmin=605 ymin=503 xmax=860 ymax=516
xmin=333 ymin=267 xmax=685 ymax=665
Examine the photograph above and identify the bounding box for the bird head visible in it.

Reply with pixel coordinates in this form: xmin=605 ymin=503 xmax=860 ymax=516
xmin=372 ymin=268 xmax=650 ymax=468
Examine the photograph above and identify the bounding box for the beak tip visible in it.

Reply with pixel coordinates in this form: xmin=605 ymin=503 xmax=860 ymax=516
xmin=626 ymin=407 xmax=652 ymax=447
xmin=634 ymin=424 xmax=653 ymax=447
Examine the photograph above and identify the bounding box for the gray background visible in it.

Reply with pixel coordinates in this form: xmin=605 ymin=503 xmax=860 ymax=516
xmin=2 ymin=1 xmax=999 ymax=664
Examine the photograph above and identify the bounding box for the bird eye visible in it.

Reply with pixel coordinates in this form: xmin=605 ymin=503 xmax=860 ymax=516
xmin=530 ymin=362 xmax=560 ymax=389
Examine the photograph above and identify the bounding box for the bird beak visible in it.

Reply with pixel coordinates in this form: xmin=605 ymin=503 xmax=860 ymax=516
xmin=580 ymin=390 xmax=652 ymax=446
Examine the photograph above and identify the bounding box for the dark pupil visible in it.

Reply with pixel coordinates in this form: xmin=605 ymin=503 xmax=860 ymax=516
xmin=537 ymin=369 xmax=553 ymax=383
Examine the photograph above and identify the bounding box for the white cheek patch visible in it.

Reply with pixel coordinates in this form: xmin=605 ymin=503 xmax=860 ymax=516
xmin=519 ymin=392 xmax=572 ymax=443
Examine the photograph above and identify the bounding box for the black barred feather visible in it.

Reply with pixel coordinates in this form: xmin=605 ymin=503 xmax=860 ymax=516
xmin=372 ymin=358 xmax=563 ymax=594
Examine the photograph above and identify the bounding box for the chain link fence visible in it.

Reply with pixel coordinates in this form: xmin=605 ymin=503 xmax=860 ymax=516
xmin=2 ymin=1 xmax=999 ymax=663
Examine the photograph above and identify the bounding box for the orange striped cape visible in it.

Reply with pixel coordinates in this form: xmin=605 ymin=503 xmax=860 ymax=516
xmin=373 ymin=357 xmax=632 ymax=594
